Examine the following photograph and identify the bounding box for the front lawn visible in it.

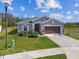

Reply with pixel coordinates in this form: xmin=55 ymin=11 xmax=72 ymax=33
xmin=0 ymin=26 xmax=59 ymax=55
xmin=36 ymin=54 xmax=67 ymax=59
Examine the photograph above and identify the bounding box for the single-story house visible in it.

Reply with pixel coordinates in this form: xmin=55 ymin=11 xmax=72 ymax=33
xmin=17 ymin=16 xmax=64 ymax=35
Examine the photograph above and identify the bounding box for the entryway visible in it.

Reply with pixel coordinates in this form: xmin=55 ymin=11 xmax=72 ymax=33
xmin=35 ymin=24 xmax=40 ymax=33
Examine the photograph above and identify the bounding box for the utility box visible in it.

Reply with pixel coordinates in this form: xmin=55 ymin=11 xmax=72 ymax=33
xmin=11 ymin=39 xmax=15 ymax=48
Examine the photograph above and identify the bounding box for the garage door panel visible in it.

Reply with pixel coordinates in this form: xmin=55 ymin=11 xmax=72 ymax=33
xmin=45 ymin=26 xmax=60 ymax=34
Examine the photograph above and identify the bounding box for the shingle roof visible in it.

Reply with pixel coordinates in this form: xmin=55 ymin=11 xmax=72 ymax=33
xmin=17 ymin=16 xmax=63 ymax=25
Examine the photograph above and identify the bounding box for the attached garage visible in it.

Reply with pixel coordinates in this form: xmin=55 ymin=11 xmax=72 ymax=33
xmin=44 ymin=26 xmax=60 ymax=34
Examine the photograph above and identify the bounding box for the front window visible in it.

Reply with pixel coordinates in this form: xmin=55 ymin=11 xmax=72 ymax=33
xmin=24 ymin=26 xmax=27 ymax=31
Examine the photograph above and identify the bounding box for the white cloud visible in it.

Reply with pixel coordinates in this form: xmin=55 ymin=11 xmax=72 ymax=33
xmin=20 ymin=6 xmax=25 ymax=11
xmin=8 ymin=6 xmax=13 ymax=11
xmin=40 ymin=9 xmax=49 ymax=13
xmin=31 ymin=15 xmax=35 ymax=18
xmin=35 ymin=0 xmax=62 ymax=12
xmin=49 ymin=13 xmax=74 ymax=20
xmin=74 ymin=3 xmax=79 ymax=7
xmin=35 ymin=0 xmax=45 ymax=8
xmin=66 ymin=16 xmax=73 ymax=20
xmin=24 ymin=14 xmax=27 ymax=18
xmin=45 ymin=0 xmax=62 ymax=10
xmin=28 ymin=0 xmax=32 ymax=3
xmin=1 ymin=0 xmax=13 ymax=5
xmin=61 ymin=11 xmax=64 ymax=14
xmin=49 ymin=13 xmax=64 ymax=19
xmin=67 ymin=11 xmax=71 ymax=15
xmin=74 ymin=10 xmax=79 ymax=14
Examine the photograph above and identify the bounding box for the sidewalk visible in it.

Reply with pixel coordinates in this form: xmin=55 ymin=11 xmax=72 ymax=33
xmin=0 ymin=48 xmax=64 ymax=59
xmin=63 ymin=47 xmax=79 ymax=59
xmin=0 ymin=52 xmax=33 ymax=59
xmin=26 ymin=48 xmax=64 ymax=58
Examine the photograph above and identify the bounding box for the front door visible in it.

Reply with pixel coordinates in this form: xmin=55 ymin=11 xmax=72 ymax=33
xmin=35 ymin=24 xmax=40 ymax=33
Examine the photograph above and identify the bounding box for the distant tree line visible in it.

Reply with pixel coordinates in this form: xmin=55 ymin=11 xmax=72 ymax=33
xmin=64 ymin=22 xmax=79 ymax=27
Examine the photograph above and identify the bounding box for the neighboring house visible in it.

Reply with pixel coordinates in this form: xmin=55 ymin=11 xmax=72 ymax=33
xmin=17 ymin=16 xmax=64 ymax=35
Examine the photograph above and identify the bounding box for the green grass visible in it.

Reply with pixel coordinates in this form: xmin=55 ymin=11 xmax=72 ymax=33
xmin=0 ymin=26 xmax=59 ymax=55
xmin=36 ymin=54 xmax=67 ymax=59
xmin=64 ymin=26 xmax=79 ymax=40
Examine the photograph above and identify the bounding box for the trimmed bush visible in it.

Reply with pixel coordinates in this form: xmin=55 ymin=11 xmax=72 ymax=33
xmin=18 ymin=32 xmax=27 ymax=36
xmin=32 ymin=32 xmax=38 ymax=38
xmin=28 ymin=32 xmax=38 ymax=38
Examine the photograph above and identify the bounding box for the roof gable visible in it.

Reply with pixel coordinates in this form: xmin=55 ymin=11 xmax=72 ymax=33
xmin=17 ymin=16 xmax=64 ymax=25
xmin=41 ymin=19 xmax=63 ymax=25
xmin=33 ymin=16 xmax=63 ymax=25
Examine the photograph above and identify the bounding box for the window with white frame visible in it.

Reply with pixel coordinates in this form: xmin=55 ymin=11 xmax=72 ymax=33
xmin=24 ymin=26 xmax=27 ymax=31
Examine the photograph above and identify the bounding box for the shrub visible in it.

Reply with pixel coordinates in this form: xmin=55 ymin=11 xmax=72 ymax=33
xmin=32 ymin=32 xmax=38 ymax=38
xmin=18 ymin=32 xmax=23 ymax=36
xmin=28 ymin=32 xmax=38 ymax=38
xmin=18 ymin=32 xmax=27 ymax=36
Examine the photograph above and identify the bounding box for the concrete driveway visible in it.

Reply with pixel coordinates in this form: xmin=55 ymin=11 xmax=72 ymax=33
xmin=46 ymin=34 xmax=79 ymax=59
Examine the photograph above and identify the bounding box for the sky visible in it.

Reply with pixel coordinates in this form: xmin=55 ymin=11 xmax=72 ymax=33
xmin=0 ymin=0 xmax=79 ymax=22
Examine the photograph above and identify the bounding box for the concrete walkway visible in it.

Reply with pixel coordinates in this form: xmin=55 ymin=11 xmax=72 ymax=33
xmin=0 ymin=52 xmax=33 ymax=59
xmin=46 ymin=34 xmax=79 ymax=59
xmin=0 ymin=48 xmax=64 ymax=59
xmin=63 ymin=47 xmax=79 ymax=59
xmin=26 ymin=48 xmax=64 ymax=58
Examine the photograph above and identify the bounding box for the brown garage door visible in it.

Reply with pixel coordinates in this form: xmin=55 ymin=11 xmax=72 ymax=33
xmin=44 ymin=26 xmax=60 ymax=34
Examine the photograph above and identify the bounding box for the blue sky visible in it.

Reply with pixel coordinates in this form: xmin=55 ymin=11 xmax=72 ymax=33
xmin=0 ymin=0 xmax=79 ymax=22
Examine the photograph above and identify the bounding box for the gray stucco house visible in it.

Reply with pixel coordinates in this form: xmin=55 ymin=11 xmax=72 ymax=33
xmin=17 ymin=16 xmax=64 ymax=35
